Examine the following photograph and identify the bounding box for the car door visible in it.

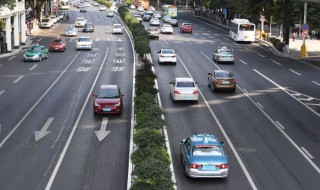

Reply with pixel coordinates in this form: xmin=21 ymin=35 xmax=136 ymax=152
xmin=169 ymin=79 xmax=176 ymax=96
xmin=182 ymin=138 xmax=192 ymax=166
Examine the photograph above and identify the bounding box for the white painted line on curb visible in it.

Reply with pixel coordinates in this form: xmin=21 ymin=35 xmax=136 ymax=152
xmin=258 ymin=54 xmax=265 ymax=58
xmin=0 ymin=90 xmax=5 ymax=96
xmin=240 ymin=60 xmax=248 ymax=65
xmin=272 ymin=60 xmax=281 ymax=66
xmin=13 ymin=76 xmax=24 ymax=83
xmin=275 ymin=121 xmax=285 ymax=130
xmin=289 ymin=69 xmax=302 ymax=76
xmin=8 ymin=56 xmax=16 ymax=60
xmin=301 ymin=147 xmax=314 ymax=159
xmin=29 ymin=64 xmax=38 ymax=70
xmin=312 ymin=81 xmax=320 ymax=87
xmin=45 ymin=48 xmax=109 ymax=190
xmin=179 ymin=53 xmax=258 ymax=190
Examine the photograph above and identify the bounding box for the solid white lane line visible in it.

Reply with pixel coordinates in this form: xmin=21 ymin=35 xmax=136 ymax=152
xmin=256 ymin=102 xmax=264 ymax=109
xmin=242 ymin=88 xmax=248 ymax=93
xmin=252 ymin=69 xmax=320 ymax=174
xmin=0 ymin=90 xmax=5 ymax=95
xmin=240 ymin=60 xmax=248 ymax=65
xmin=272 ymin=60 xmax=282 ymax=66
xmin=0 ymin=51 xmax=81 ymax=149
xmin=275 ymin=121 xmax=285 ymax=130
xmin=45 ymin=49 xmax=109 ymax=190
xmin=13 ymin=76 xmax=24 ymax=83
xmin=29 ymin=64 xmax=38 ymax=70
xmin=258 ymin=54 xmax=265 ymax=58
xmin=165 ymin=40 xmax=169 ymax=45
xmin=8 ymin=56 xmax=16 ymax=60
xmin=244 ymin=47 xmax=250 ymax=51
xmin=312 ymin=81 xmax=320 ymax=86
xmin=301 ymin=147 xmax=314 ymax=159
xmin=289 ymin=69 xmax=302 ymax=76
xmin=186 ymin=41 xmax=192 ymax=45
xmin=178 ymin=54 xmax=258 ymax=190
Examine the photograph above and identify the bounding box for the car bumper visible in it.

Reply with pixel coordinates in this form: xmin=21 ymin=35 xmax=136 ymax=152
xmin=112 ymin=30 xmax=123 ymax=34
xmin=107 ymin=14 xmax=114 ymax=17
xmin=182 ymin=29 xmax=192 ymax=33
xmin=215 ymin=84 xmax=236 ymax=90
xmin=50 ymin=47 xmax=65 ymax=52
xmin=172 ymin=94 xmax=198 ymax=101
xmin=161 ymin=30 xmax=173 ymax=34
xmin=93 ymin=106 xmax=122 ymax=114
xmin=77 ymin=44 xmax=92 ymax=49
xmin=217 ymin=58 xmax=234 ymax=63
xmin=159 ymin=57 xmax=176 ymax=63
xmin=187 ymin=168 xmax=228 ymax=178
xmin=65 ymin=33 xmax=77 ymax=36
xmin=24 ymin=56 xmax=41 ymax=61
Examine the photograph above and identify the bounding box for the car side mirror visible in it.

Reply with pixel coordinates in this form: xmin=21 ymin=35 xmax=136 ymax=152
xmin=122 ymin=94 xmax=124 ymax=97
xmin=169 ymin=82 xmax=172 ymax=84
xmin=157 ymin=50 xmax=161 ymax=53
xmin=208 ymin=73 xmax=212 ymax=76
xmin=220 ymin=141 xmax=225 ymax=145
xmin=179 ymin=140 xmax=185 ymax=144
xmin=92 ymin=94 xmax=96 ymax=97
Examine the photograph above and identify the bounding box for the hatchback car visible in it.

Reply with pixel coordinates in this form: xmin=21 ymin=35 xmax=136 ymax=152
xmin=150 ymin=18 xmax=160 ymax=26
xmin=169 ymin=78 xmax=199 ymax=102
xmin=180 ymin=23 xmax=192 ymax=33
xmin=180 ymin=134 xmax=228 ymax=178
xmin=147 ymin=27 xmax=160 ymax=40
xmin=213 ymin=47 xmax=234 ymax=64
xmin=76 ymin=36 xmax=93 ymax=50
xmin=112 ymin=24 xmax=123 ymax=34
xmin=49 ymin=38 xmax=66 ymax=52
xmin=83 ymin=22 xmax=94 ymax=32
xmin=208 ymin=70 xmax=236 ymax=92
xmin=169 ymin=19 xmax=178 ymax=27
xmin=157 ymin=49 xmax=176 ymax=64
xmin=65 ymin=25 xmax=78 ymax=36
xmin=106 ymin=10 xmax=114 ymax=17
xmin=92 ymin=85 xmax=124 ymax=115
xmin=23 ymin=45 xmax=49 ymax=62
xmin=75 ymin=17 xmax=87 ymax=27
xmin=160 ymin=24 xmax=173 ymax=34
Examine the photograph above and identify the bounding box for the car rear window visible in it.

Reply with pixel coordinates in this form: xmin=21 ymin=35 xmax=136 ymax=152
xmin=79 ymin=38 xmax=90 ymax=42
xmin=216 ymin=72 xmax=234 ymax=78
xmin=53 ymin=39 xmax=62 ymax=43
xmin=176 ymin=81 xmax=195 ymax=88
xmin=162 ymin=49 xmax=175 ymax=54
xmin=192 ymin=146 xmax=222 ymax=156
xmin=42 ymin=19 xmax=50 ymax=22
xmin=183 ymin=24 xmax=191 ymax=27
xmin=97 ymin=89 xmax=119 ymax=98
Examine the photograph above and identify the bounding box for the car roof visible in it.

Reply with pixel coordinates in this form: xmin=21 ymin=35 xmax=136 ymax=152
xmin=100 ymin=85 xmax=118 ymax=89
xmin=175 ymin=77 xmax=194 ymax=82
xmin=79 ymin=36 xmax=91 ymax=39
xmin=214 ymin=70 xmax=234 ymax=76
xmin=190 ymin=134 xmax=221 ymax=146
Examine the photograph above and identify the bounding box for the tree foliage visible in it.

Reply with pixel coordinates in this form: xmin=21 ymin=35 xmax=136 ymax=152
xmin=0 ymin=0 xmax=16 ymax=10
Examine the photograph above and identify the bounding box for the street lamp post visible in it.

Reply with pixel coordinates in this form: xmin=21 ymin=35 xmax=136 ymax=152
xmin=300 ymin=2 xmax=308 ymax=57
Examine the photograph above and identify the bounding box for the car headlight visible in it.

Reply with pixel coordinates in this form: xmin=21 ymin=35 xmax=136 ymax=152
xmin=114 ymin=102 xmax=121 ymax=106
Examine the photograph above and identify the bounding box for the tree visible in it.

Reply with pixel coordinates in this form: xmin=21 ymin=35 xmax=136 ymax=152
xmin=25 ymin=0 xmax=48 ymax=20
xmin=0 ymin=0 xmax=16 ymax=9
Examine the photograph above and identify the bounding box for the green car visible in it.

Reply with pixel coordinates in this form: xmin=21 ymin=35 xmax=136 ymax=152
xmin=23 ymin=45 xmax=49 ymax=62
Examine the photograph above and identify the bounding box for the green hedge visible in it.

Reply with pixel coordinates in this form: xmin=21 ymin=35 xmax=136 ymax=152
xmin=96 ymin=0 xmax=113 ymax=8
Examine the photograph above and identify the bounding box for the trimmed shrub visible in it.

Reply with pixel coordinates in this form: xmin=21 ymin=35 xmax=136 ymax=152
xmin=130 ymin=179 xmax=154 ymax=190
xmin=134 ymin=128 xmax=165 ymax=149
xmin=131 ymin=147 xmax=171 ymax=166
xmin=134 ymin=93 xmax=157 ymax=112
xmin=135 ymin=39 xmax=151 ymax=58
xmin=96 ymin=0 xmax=112 ymax=8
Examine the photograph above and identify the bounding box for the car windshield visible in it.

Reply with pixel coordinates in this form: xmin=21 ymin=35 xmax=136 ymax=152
xmin=29 ymin=46 xmax=41 ymax=52
xmin=114 ymin=25 xmax=121 ymax=28
xmin=85 ymin=23 xmax=93 ymax=27
xmin=52 ymin=39 xmax=63 ymax=43
xmin=77 ymin=18 xmax=84 ymax=21
xmin=97 ymin=89 xmax=120 ymax=98
xmin=162 ymin=49 xmax=175 ymax=54
xmin=192 ymin=146 xmax=223 ymax=156
xmin=78 ymin=37 xmax=90 ymax=42
xmin=176 ymin=81 xmax=195 ymax=88
xmin=42 ymin=19 xmax=50 ymax=22
xmin=183 ymin=24 xmax=191 ymax=27
xmin=215 ymin=72 xmax=234 ymax=78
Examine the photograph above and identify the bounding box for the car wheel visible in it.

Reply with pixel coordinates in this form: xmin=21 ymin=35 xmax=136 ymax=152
xmin=211 ymin=84 xmax=215 ymax=92
xmin=39 ymin=57 xmax=42 ymax=62
xmin=45 ymin=54 xmax=48 ymax=59
xmin=173 ymin=62 xmax=176 ymax=65
xmin=231 ymin=88 xmax=236 ymax=93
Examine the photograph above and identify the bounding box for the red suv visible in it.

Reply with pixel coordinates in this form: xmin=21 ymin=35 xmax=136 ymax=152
xmin=180 ymin=23 xmax=192 ymax=34
xmin=92 ymin=85 xmax=124 ymax=115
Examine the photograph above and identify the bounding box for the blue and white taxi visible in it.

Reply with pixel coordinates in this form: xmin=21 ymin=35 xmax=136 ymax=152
xmin=180 ymin=134 xmax=228 ymax=178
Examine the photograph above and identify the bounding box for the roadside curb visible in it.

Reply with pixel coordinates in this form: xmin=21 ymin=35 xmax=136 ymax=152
xmin=0 ymin=36 xmax=32 ymax=59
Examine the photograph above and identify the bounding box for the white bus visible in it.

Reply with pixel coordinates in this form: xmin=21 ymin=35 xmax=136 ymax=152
xmin=229 ymin=19 xmax=255 ymax=42
xmin=60 ymin=0 xmax=70 ymax=10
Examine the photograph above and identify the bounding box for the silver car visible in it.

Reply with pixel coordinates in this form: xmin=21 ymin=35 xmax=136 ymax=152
xmin=213 ymin=47 xmax=235 ymax=64
xmin=65 ymin=26 xmax=78 ymax=36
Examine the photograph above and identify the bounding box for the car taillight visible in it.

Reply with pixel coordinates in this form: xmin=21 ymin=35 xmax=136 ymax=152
xmin=193 ymin=91 xmax=199 ymax=94
xmin=174 ymin=90 xmax=180 ymax=94
xmin=172 ymin=55 xmax=176 ymax=58
xmin=160 ymin=55 xmax=165 ymax=57
xmin=216 ymin=164 xmax=228 ymax=169
xmin=189 ymin=164 xmax=202 ymax=169
xmin=114 ymin=102 xmax=121 ymax=106
xmin=215 ymin=80 xmax=221 ymax=85
xmin=230 ymin=79 xmax=236 ymax=83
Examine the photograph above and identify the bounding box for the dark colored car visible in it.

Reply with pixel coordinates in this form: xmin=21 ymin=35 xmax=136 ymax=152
xmin=208 ymin=70 xmax=236 ymax=92
xmin=169 ymin=19 xmax=178 ymax=27
xmin=49 ymin=38 xmax=66 ymax=52
xmin=83 ymin=23 xmax=94 ymax=32
xmin=180 ymin=23 xmax=192 ymax=33
xmin=93 ymin=85 xmax=124 ymax=115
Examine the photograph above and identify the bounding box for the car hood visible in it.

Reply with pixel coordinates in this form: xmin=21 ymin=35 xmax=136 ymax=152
xmin=24 ymin=51 xmax=41 ymax=56
xmin=95 ymin=98 xmax=120 ymax=104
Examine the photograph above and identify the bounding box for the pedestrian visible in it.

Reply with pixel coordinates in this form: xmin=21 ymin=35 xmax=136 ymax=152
xmin=66 ymin=13 xmax=69 ymax=22
xmin=311 ymin=30 xmax=315 ymax=40
xmin=292 ymin=32 xmax=296 ymax=41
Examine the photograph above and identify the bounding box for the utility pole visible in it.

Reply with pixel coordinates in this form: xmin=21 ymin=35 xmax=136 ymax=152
xmin=300 ymin=2 xmax=308 ymax=57
xmin=283 ymin=0 xmax=291 ymax=53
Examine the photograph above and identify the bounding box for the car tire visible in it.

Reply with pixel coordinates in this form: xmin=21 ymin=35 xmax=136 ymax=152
xmin=231 ymin=88 xmax=236 ymax=93
xmin=45 ymin=54 xmax=48 ymax=59
xmin=211 ymin=84 xmax=215 ymax=92
xmin=39 ymin=57 xmax=42 ymax=62
xmin=173 ymin=62 xmax=176 ymax=65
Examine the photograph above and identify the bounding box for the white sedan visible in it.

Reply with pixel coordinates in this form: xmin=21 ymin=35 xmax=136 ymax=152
xmin=150 ymin=18 xmax=160 ymax=26
xmin=75 ymin=17 xmax=87 ymax=27
xmin=99 ymin=5 xmax=107 ymax=11
xmin=157 ymin=48 xmax=176 ymax=65
xmin=160 ymin=24 xmax=173 ymax=34
xmin=76 ymin=36 xmax=93 ymax=50
xmin=169 ymin=78 xmax=199 ymax=102
xmin=112 ymin=24 xmax=123 ymax=34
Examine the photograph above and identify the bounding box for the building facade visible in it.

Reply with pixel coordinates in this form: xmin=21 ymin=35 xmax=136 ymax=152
xmin=0 ymin=0 xmax=26 ymax=52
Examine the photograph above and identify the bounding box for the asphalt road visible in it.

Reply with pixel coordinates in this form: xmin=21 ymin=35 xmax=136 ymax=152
xmin=139 ymin=11 xmax=320 ymax=190
xmin=0 ymin=5 xmax=133 ymax=190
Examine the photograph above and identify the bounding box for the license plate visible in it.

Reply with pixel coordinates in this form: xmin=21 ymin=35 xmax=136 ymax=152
xmin=55 ymin=47 xmax=59 ymax=50
xmin=103 ymin=108 xmax=111 ymax=111
xmin=183 ymin=96 xmax=191 ymax=100
xmin=222 ymin=81 xmax=230 ymax=85
xmin=202 ymin=165 xmax=216 ymax=171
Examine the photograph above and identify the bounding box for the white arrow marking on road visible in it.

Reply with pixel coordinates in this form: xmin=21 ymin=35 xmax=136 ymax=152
xmin=35 ymin=117 xmax=54 ymax=142
xmin=95 ymin=117 xmax=111 ymax=142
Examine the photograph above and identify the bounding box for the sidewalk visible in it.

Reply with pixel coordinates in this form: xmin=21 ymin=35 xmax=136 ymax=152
xmin=0 ymin=36 xmax=32 ymax=59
